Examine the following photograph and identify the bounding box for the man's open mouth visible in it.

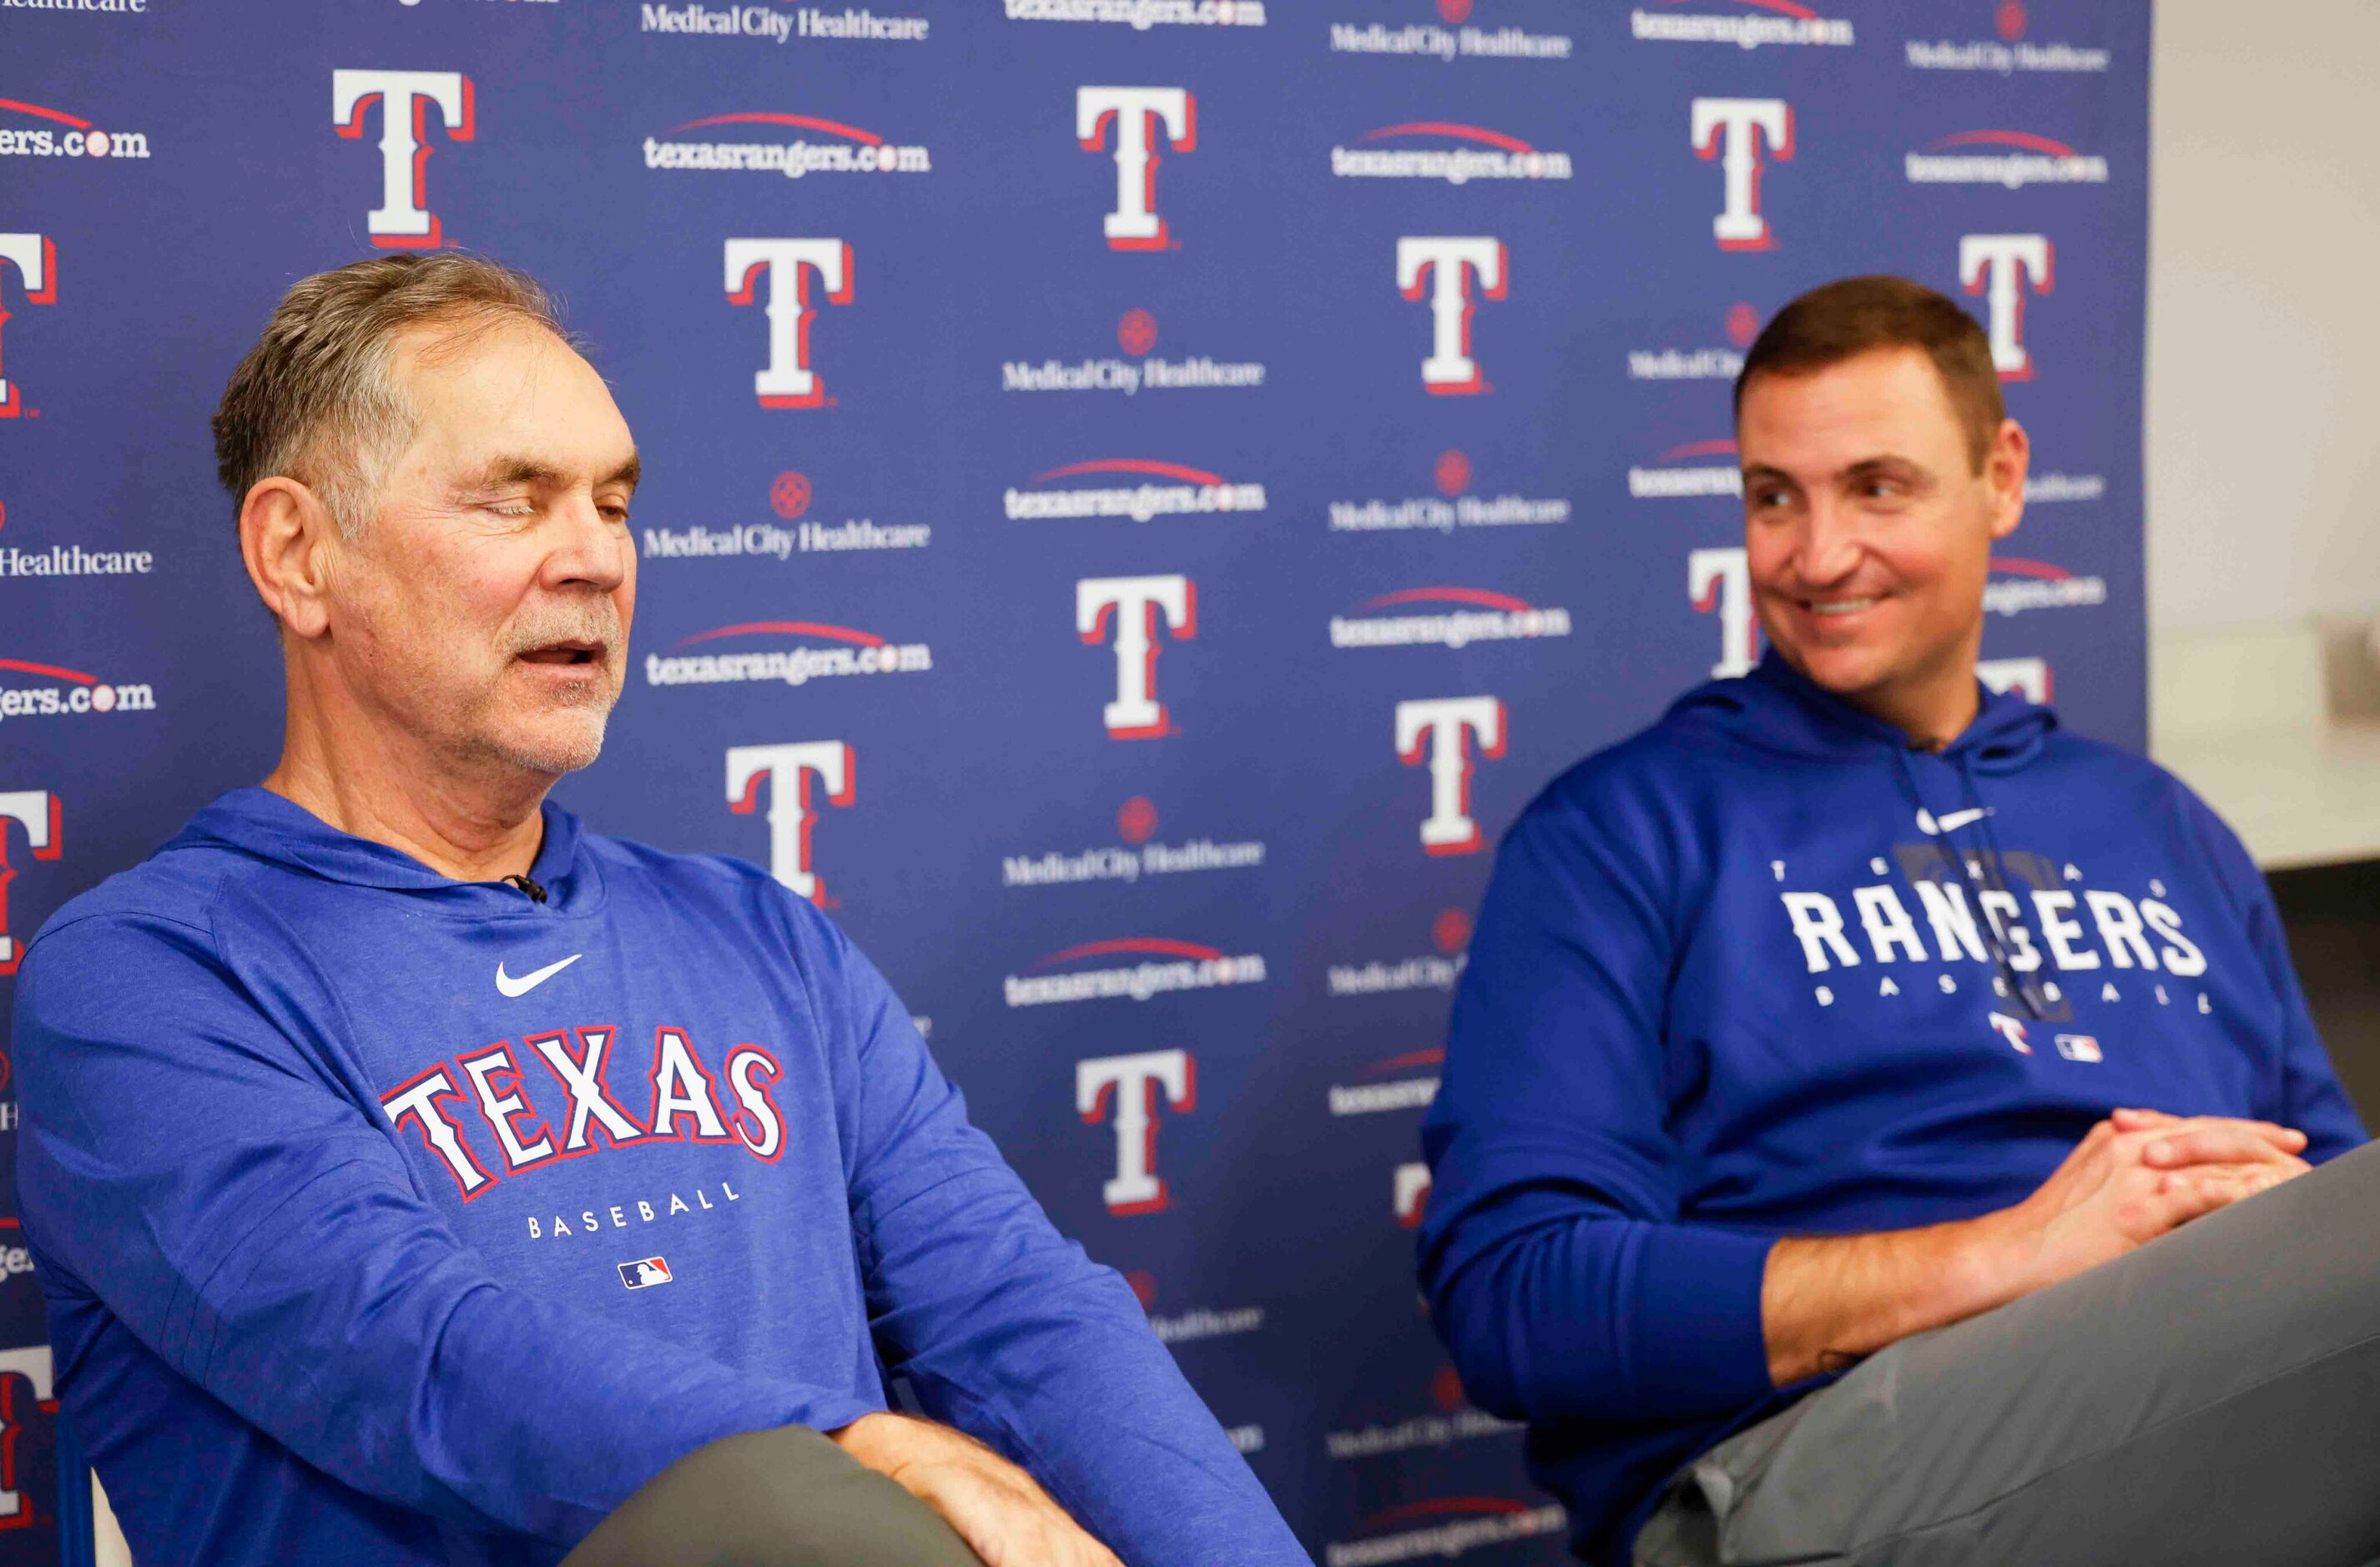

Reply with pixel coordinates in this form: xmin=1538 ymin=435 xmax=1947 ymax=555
xmin=519 ymin=640 xmax=604 ymax=666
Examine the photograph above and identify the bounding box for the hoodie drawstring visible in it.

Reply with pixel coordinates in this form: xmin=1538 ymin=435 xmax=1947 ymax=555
xmin=1893 ymin=743 xmax=2050 ymax=1020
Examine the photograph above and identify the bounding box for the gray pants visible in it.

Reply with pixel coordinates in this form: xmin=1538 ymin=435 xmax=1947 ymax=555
xmin=562 ymin=1425 xmax=987 ymax=1567
xmin=1635 ymin=1138 xmax=2380 ymax=1567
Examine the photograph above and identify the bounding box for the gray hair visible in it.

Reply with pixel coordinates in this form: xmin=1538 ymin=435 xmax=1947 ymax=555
xmin=211 ymin=254 xmax=572 ymax=537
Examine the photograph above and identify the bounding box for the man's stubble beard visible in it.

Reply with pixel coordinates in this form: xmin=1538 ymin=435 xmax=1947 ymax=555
xmin=471 ymin=678 xmax=618 ymax=777
xmin=437 ymin=599 xmax=628 ymax=780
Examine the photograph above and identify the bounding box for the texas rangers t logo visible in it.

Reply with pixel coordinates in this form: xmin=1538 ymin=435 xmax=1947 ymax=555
xmin=1688 ymin=547 xmax=1757 ymax=678
xmin=1988 ymin=1011 xmax=2033 ymax=1055
xmin=1078 ymin=575 xmax=1197 ymax=738
xmin=1394 ymin=1162 xmax=1431 ymax=1228
xmin=1959 ymin=234 xmax=2054 ymax=380
xmin=724 ymin=239 xmax=855 ymax=409
xmin=1077 ymin=1049 xmax=1195 ymax=1215
xmin=725 ymin=741 xmax=855 ymax=904
xmin=1395 ymin=237 xmax=1506 ymax=395
xmin=1691 ymin=98 xmax=1793 ymax=251
xmin=1077 ymin=88 xmax=1196 ymax=250
xmin=0 ymin=1345 xmax=55 ymax=1525
xmin=0 ymin=235 xmax=58 ymax=418
xmin=332 ymin=70 xmax=475 ymax=249
xmin=1394 ymin=698 xmax=1507 ymax=855
xmin=0 ymin=790 xmax=62 ymax=975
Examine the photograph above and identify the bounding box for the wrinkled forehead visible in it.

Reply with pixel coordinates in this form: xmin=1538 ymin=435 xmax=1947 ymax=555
xmin=386 ymin=318 xmax=635 ymax=481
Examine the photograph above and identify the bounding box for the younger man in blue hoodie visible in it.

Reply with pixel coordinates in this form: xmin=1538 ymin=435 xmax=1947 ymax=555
xmin=1420 ymin=276 xmax=2373 ymax=1566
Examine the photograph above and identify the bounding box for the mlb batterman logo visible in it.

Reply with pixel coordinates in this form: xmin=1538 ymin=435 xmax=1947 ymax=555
xmin=332 ymin=70 xmax=475 ymax=249
xmin=724 ymin=239 xmax=855 ymax=408
xmin=1077 ymin=88 xmax=1196 ymax=249
xmin=1691 ymin=98 xmax=1793 ymax=251
xmin=618 ymin=1256 xmax=673 ymax=1288
xmin=725 ymin=742 xmax=855 ymax=905
xmin=1079 ymin=575 xmax=1196 ymax=738
xmin=1396 ymin=237 xmax=1506 ymax=394
xmin=0 ymin=234 xmax=57 ymax=417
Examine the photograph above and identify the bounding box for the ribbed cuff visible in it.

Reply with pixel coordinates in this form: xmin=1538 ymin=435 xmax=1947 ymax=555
xmin=1621 ymin=1224 xmax=1777 ymax=1414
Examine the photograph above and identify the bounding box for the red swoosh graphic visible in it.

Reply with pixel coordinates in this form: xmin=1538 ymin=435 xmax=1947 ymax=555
xmin=0 ymin=98 xmax=93 ymax=130
xmin=0 ymin=658 xmax=96 ymax=684
xmin=1367 ymin=1048 xmax=1446 ymax=1077
xmin=1666 ymin=0 xmax=1816 ymax=16
xmin=1934 ymin=130 xmax=2080 ymax=157
xmin=1033 ymin=459 xmax=1226 ymax=486
xmin=1031 ymin=937 xmax=1227 ymax=971
xmin=1364 ymin=1498 xmax=1530 ymax=1531
xmin=1660 ymin=438 xmax=1738 ymax=461
xmin=1355 ymin=122 xmax=1534 ymax=155
xmin=1359 ymin=587 xmax=1534 ymax=614
xmin=1989 ymin=557 xmax=2073 ymax=581
xmin=675 ymin=622 xmax=886 ymax=648
xmin=667 ymin=112 xmax=883 ymax=146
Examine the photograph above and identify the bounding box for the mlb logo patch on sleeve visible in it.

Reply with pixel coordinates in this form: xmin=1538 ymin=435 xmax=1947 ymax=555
xmin=618 ymin=1256 xmax=673 ymax=1289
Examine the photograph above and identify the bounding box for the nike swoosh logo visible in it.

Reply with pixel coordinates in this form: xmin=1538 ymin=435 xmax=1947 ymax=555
xmin=497 ymin=954 xmax=582 ymax=998
xmin=1915 ymin=807 xmax=1990 ymax=835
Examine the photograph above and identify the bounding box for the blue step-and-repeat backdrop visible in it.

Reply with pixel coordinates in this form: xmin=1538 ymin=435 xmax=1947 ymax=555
xmin=1 ymin=1 xmax=2148 ymax=1560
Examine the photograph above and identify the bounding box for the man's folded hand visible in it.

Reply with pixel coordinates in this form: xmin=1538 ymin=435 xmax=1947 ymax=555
xmin=1762 ymin=1107 xmax=2314 ymax=1386
xmin=1979 ymin=1107 xmax=2312 ymax=1298
xmin=831 ymin=1413 xmax=1127 ymax=1567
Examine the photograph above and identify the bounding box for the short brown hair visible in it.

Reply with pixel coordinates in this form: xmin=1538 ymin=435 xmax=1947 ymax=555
xmin=1732 ymin=275 xmax=2003 ymax=471
xmin=212 ymin=254 xmax=570 ymax=535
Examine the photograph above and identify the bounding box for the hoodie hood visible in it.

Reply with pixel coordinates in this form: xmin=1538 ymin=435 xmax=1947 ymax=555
xmin=1663 ymin=648 xmax=2056 ymax=773
xmin=1661 ymin=649 xmax=2062 ymax=1021
xmin=166 ymin=786 xmax=598 ymax=915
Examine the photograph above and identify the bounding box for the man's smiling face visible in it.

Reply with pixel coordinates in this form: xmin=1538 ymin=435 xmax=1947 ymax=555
xmin=1737 ymin=344 xmax=2025 ymax=713
xmin=321 ymin=319 xmax=640 ymax=780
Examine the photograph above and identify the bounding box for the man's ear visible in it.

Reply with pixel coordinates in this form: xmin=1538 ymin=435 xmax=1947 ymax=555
xmin=239 ymin=477 xmax=340 ymax=639
xmin=1984 ymin=416 xmax=2029 ymax=542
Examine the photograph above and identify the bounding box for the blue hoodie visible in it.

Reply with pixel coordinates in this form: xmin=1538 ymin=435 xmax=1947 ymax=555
xmin=1418 ymin=652 xmax=2363 ymax=1566
xmin=13 ymin=789 xmax=1309 ymax=1567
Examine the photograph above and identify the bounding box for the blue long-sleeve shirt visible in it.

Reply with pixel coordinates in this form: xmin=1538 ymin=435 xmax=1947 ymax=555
xmin=14 ymin=787 xmax=1309 ymax=1567
xmin=1418 ymin=654 xmax=2363 ymax=1566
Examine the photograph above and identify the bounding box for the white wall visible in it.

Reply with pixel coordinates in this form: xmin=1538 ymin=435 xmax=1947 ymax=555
xmin=2147 ymin=0 xmax=2380 ymax=634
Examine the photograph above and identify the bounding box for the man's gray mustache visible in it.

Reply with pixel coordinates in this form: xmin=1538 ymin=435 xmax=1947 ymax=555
xmin=505 ymin=609 xmax=623 ymax=659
